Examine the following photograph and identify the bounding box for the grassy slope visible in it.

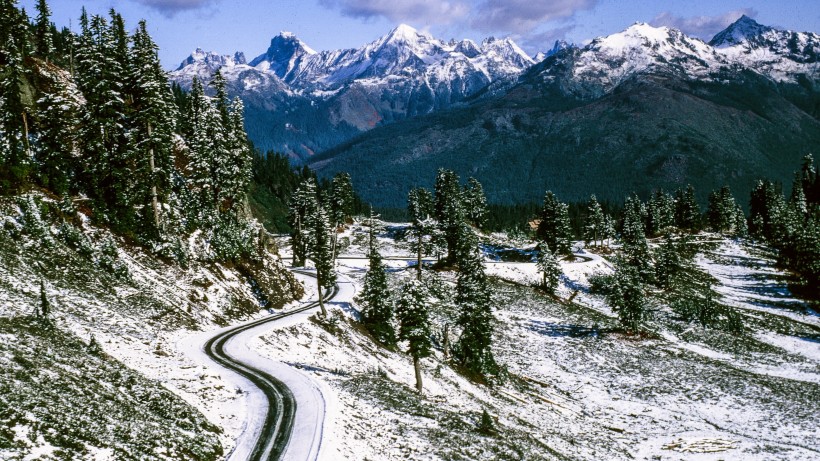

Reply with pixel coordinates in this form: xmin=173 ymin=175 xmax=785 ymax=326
xmin=0 ymin=317 xmax=223 ymax=460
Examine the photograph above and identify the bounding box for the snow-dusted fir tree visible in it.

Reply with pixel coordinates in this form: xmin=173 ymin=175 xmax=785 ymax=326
xmin=536 ymin=242 xmax=562 ymax=295
xmin=463 ymin=177 xmax=488 ymax=229
xmin=646 ymin=189 xmax=674 ymax=237
xmin=38 ymin=280 xmax=50 ymax=322
xmin=706 ymin=186 xmax=739 ymax=235
xmin=453 ymin=224 xmax=497 ymax=377
xmin=434 ymin=169 xmax=464 ymax=265
xmin=536 ymin=191 xmax=572 ymax=255
xmin=34 ymin=0 xmax=53 ymax=62
xmin=75 ymin=12 xmax=135 ymax=229
xmin=749 ymin=180 xmax=786 ymax=243
xmin=621 ymin=194 xmax=652 ymax=282
xmin=357 ymin=214 xmax=396 ymax=345
xmin=185 ymin=77 xmax=222 ymax=220
xmin=674 ymin=185 xmax=700 ymax=232
xmin=311 ymin=205 xmax=336 ymax=317
xmin=129 ymin=20 xmax=177 ymax=235
xmin=328 ymin=172 xmax=355 ymax=258
xmin=396 ymin=279 xmax=432 ymax=393
xmin=0 ymin=1 xmax=32 ymax=192
xmin=330 ymin=172 xmax=355 ymax=225
xmin=607 ymin=263 xmax=647 ymax=333
xmin=34 ymin=68 xmax=81 ymax=195
xmin=653 ymin=234 xmax=693 ymax=290
xmin=407 ymin=187 xmax=437 ymax=280
xmin=224 ymin=96 xmax=253 ymax=210
xmin=288 ymin=177 xmax=318 ymax=266
xmin=583 ymin=195 xmax=606 ymax=248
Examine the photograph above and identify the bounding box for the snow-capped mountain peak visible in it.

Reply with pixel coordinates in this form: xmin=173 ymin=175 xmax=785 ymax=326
xmin=384 ymin=23 xmax=431 ymax=44
xmin=710 ymin=16 xmax=819 ymax=82
xmin=709 ymin=15 xmax=773 ymax=48
xmin=175 ymin=48 xmax=246 ymax=73
xmin=535 ymin=40 xmax=573 ymax=61
xmin=249 ymin=32 xmax=317 ymax=80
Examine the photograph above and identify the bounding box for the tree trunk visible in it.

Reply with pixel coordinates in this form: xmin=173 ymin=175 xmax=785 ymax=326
xmin=21 ymin=111 xmax=30 ymax=156
xmin=293 ymin=215 xmax=301 ymax=266
xmin=443 ymin=323 xmax=450 ymax=360
xmin=331 ymin=229 xmax=338 ymax=264
xmin=317 ymin=280 xmax=328 ymax=317
xmin=413 ymin=355 xmax=423 ymax=393
xmin=416 ymin=233 xmax=423 ymax=281
xmin=148 ymin=123 xmax=161 ymax=230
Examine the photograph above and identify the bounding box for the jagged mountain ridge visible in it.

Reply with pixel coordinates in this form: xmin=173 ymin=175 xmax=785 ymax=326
xmin=307 ymin=16 xmax=820 ymax=208
xmin=169 ymin=24 xmax=534 ymax=159
xmin=168 ymin=17 xmax=818 ymax=162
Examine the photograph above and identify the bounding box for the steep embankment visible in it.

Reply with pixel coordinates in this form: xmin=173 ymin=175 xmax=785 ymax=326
xmin=0 ymin=192 xmax=303 ymax=457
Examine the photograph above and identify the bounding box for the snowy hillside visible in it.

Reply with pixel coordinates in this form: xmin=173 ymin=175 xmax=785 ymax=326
xmin=254 ymin=223 xmax=820 ymax=460
xmin=539 ymin=16 xmax=819 ymax=99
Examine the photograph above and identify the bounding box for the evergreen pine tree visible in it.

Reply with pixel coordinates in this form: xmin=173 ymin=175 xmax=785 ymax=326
xmin=330 ymin=172 xmax=355 ymax=226
xmin=583 ymin=195 xmax=606 ymax=247
xmin=34 ymin=0 xmax=53 ymax=61
xmin=749 ymin=180 xmax=787 ymax=244
xmin=357 ymin=230 xmax=395 ymax=345
xmin=33 ymin=67 xmax=81 ymax=195
xmin=606 ymin=263 xmax=647 ymax=333
xmin=646 ymin=189 xmax=674 ymax=237
xmin=38 ymin=279 xmax=50 ymax=321
xmin=129 ymin=20 xmax=177 ymax=236
xmin=407 ymin=187 xmax=437 ymax=279
xmin=311 ymin=205 xmax=335 ymax=317
xmin=396 ymin=279 xmax=432 ymax=393
xmin=328 ymin=172 xmax=354 ymax=258
xmin=0 ymin=0 xmax=32 ymax=192
xmin=706 ymin=186 xmax=739 ymax=234
xmin=463 ymin=177 xmax=488 ymax=229
xmin=288 ymin=177 xmax=318 ymax=266
xmin=223 ymin=96 xmax=252 ymax=211
xmin=434 ymin=169 xmax=464 ymax=265
xmin=453 ymin=225 xmax=497 ymax=377
xmin=536 ymin=191 xmax=572 ymax=255
xmin=674 ymin=185 xmax=700 ymax=232
xmin=798 ymin=154 xmax=818 ymax=206
xmin=536 ymin=242 xmax=562 ymax=295
xmin=620 ymin=194 xmax=653 ymax=282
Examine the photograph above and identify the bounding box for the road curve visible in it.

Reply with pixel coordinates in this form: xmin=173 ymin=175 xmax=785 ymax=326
xmin=203 ymin=270 xmax=338 ymax=461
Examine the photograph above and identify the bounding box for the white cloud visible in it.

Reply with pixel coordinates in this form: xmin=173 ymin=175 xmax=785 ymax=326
xmin=471 ymin=0 xmax=597 ymax=33
xmin=650 ymin=9 xmax=758 ymax=39
xmin=318 ymin=0 xmax=470 ymax=25
xmin=133 ymin=0 xmax=218 ymax=17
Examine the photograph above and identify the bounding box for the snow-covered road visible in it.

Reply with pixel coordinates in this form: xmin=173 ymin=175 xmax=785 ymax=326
xmin=178 ymin=271 xmax=337 ymax=461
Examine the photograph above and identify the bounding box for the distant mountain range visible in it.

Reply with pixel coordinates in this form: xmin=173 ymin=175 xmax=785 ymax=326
xmin=170 ymin=16 xmax=820 ymax=207
xmin=170 ymin=24 xmax=535 ymax=159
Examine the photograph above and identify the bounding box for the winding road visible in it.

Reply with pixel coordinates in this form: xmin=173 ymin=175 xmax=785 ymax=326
xmin=202 ymin=250 xmax=597 ymax=460
xmin=203 ymin=269 xmax=338 ymax=461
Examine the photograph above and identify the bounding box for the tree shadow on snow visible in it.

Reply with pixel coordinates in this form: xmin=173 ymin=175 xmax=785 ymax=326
xmin=526 ymin=320 xmax=607 ymax=338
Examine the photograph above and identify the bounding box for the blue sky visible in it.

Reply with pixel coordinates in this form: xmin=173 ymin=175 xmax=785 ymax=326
xmin=18 ymin=0 xmax=820 ymax=69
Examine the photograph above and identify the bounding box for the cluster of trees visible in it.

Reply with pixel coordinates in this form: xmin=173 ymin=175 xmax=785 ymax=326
xmin=1 ymin=1 xmax=256 ymax=261
xmin=357 ymin=169 xmax=498 ymax=392
xmin=747 ymin=155 xmax=820 ymax=294
xmin=573 ymin=155 xmax=819 ymax=332
xmin=287 ymin=173 xmax=355 ymax=314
